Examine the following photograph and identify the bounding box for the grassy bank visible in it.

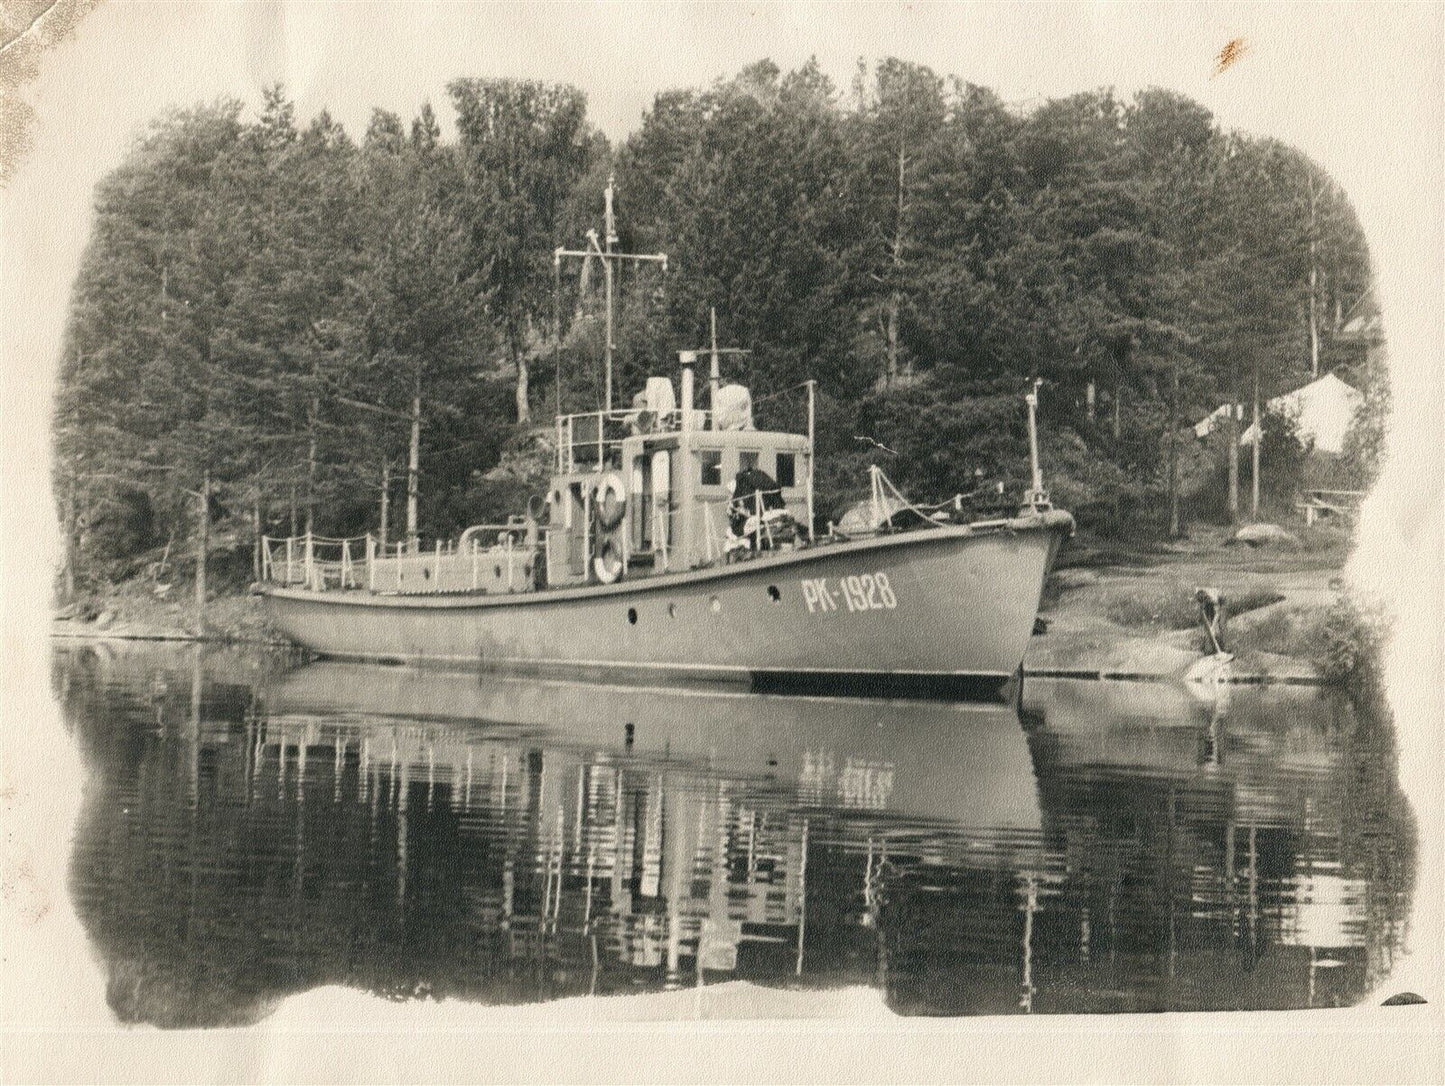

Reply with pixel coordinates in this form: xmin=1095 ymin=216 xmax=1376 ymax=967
xmin=1227 ymin=595 xmax=1389 ymax=689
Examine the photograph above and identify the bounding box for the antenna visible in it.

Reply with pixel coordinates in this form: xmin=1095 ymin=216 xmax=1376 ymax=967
xmin=554 ymin=174 xmax=668 ymax=412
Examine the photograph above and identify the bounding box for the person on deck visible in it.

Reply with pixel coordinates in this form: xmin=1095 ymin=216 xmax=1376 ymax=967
xmin=728 ymin=467 xmax=789 ymax=551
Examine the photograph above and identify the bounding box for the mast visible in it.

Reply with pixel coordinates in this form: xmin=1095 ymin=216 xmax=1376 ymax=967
xmin=1025 ymin=378 xmax=1048 ymax=508
xmin=554 ymin=175 xmax=668 ymax=413
xmin=604 ymin=177 xmax=616 ymax=412
xmin=806 ymin=380 xmax=816 ymax=540
xmin=681 ymin=307 xmax=749 ymax=428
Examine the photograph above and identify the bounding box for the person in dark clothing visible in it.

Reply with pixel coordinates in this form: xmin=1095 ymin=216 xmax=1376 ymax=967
xmin=729 ymin=467 xmax=792 ymax=551
xmin=729 ymin=468 xmax=785 ymax=533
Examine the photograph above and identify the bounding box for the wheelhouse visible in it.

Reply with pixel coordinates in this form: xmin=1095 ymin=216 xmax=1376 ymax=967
xmin=545 ymin=361 xmax=814 ymax=587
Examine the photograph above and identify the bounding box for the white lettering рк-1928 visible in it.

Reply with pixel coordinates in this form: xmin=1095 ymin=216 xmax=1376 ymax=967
xmin=799 ymin=572 xmax=898 ymax=614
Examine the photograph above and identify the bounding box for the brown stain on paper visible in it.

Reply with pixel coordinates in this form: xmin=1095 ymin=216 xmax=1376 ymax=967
xmin=0 ymin=0 xmax=104 ymax=188
xmin=1213 ymin=37 xmax=1249 ymax=78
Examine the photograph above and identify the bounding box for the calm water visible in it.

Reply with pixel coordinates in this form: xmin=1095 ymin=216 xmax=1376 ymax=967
xmin=53 ymin=642 xmax=1415 ymax=1027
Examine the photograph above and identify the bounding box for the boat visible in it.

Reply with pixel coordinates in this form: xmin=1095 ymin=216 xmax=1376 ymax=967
xmin=259 ymin=189 xmax=1072 ymax=698
xmin=260 ymin=363 xmax=1071 ymax=697
xmin=259 ymin=379 xmax=1071 ymax=696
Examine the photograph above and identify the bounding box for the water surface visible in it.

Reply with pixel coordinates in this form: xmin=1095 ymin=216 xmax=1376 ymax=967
xmin=54 ymin=643 xmax=1415 ymax=1026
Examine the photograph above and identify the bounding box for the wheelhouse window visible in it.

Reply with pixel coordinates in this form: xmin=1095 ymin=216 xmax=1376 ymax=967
xmin=739 ymin=450 xmax=760 ymax=473
xmin=775 ymin=452 xmax=796 ymax=488
xmin=699 ymin=449 xmax=723 ymax=486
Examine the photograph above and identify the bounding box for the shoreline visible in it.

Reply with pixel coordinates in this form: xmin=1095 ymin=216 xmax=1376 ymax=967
xmin=49 ymin=624 xmax=1329 ymax=688
xmin=52 ymin=528 xmax=1364 ymax=689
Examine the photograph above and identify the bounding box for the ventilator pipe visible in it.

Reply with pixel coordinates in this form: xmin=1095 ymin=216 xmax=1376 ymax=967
xmin=680 ymin=358 xmax=695 ymax=432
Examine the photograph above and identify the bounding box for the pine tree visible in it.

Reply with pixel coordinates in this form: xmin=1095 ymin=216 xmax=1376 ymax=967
xmin=449 ymin=78 xmax=594 ymax=424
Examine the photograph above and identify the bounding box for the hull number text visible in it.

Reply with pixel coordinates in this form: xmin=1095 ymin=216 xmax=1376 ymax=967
xmin=800 ymin=573 xmax=898 ymax=614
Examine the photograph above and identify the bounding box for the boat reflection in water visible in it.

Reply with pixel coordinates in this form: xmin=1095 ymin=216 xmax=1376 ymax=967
xmin=57 ymin=645 xmax=1414 ymax=1026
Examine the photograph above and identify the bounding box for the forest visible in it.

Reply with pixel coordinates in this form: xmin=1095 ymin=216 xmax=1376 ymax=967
xmin=52 ymin=59 xmax=1385 ymax=604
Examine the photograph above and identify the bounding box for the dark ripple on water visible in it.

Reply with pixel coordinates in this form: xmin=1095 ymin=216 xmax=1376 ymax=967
xmin=53 ymin=642 xmax=1415 ymax=1026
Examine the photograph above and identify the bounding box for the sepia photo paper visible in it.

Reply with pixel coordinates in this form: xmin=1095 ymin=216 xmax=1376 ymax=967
xmin=1 ymin=2 xmax=1441 ymax=1082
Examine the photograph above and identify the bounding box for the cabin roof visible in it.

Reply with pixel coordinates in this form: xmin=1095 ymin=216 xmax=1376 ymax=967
xmin=617 ymin=427 xmax=809 ymax=454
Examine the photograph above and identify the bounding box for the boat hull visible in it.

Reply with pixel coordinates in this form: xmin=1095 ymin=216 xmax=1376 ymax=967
xmin=263 ymin=517 xmax=1070 ymax=695
xmin=265 ymin=661 xmax=1044 ymax=832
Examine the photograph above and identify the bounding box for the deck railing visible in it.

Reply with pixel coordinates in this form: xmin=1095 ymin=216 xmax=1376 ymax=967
xmin=262 ymin=534 xmax=371 ymax=591
xmin=554 ymin=407 xmax=713 ymax=473
xmin=262 ymin=525 xmax=547 ymax=594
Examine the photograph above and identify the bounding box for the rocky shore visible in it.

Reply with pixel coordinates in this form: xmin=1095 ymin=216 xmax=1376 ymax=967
xmin=1027 ymin=525 xmax=1376 ymax=687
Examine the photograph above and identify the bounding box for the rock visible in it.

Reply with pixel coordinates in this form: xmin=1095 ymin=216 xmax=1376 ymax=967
xmin=1382 ymin=992 xmax=1427 ymax=1006
xmin=1050 ymin=568 xmax=1100 ymax=589
xmin=1230 ymin=523 xmax=1299 ymax=548
xmin=92 ymin=609 xmax=115 ymax=629
xmin=1184 ymin=652 xmax=1234 ymax=686
xmin=54 ymin=602 xmax=79 ymax=621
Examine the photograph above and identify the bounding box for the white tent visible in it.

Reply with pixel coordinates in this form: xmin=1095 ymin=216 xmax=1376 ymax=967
xmin=1193 ymin=402 xmax=1244 ymax=440
xmin=1194 ymin=372 xmax=1363 ymax=455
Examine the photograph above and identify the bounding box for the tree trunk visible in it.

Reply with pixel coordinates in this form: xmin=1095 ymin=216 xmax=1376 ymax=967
xmin=1168 ymin=361 xmax=1181 ymax=537
xmin=1227 ymin=388 xmax=1240 ymax=525
xmin=61 ymin=474 xmax=77 ymax=601
xmin=885 ymin=294 xmax=900 ymax=386
xmin=1112 ymin=385 xmax=1122 ymax=441
xmin=1307 ymin=173 xmax=1321 ymax=379
xmin=515 ymin=341 xmax=530 ymax=424
xmin=886 ymin=140 xmax=907 ymax=385
xmin=379 ymin=460 xmax=390 ymax=550
xmin=194 ymin=471 xmax=209 ymax=636
xmin=252 ymin=491 xmax=262 ymax=583
xmin=305 ymin=394 xmax=319 ymax=536
xmin=1251 ymin=365 xmax=1261 ymax=518
xmin=407 ymin=385 xmax=421 ymax=553
xmin=1086 ymin=380 xmax=1096 ymax=424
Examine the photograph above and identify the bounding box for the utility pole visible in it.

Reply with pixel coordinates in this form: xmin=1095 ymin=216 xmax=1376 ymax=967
xmin=555 ymin=175 xmax=668 ymax=412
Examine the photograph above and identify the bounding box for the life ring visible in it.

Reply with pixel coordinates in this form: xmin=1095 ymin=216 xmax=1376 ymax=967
xmin=594 ymin=472 xmax=627 ymax=531
xmin=593 ymin=537 xmax=624 ymax=584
